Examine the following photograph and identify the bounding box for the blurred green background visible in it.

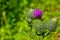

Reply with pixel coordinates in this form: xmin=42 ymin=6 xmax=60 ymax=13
xmin=0 ymin=0 xmax=60 ymax=40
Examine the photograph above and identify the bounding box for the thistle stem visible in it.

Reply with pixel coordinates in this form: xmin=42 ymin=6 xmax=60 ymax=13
xmin=2 ymin=11 xmax=7 ymax=26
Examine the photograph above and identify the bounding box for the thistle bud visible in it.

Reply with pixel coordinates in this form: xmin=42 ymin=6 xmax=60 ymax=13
xmin=26 ymin=8 xmax=34 ymax=23
xmin=47 ymin=17 xmax=58 ymax=31
xmin=26 ymin=8 xmax=34 ymax=19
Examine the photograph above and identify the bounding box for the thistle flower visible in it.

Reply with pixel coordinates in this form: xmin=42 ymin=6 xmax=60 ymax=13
xmin=26 ymin=8 xmax=43 ymax=23
xmin=33 ymin=9 xmax=43 ymax=19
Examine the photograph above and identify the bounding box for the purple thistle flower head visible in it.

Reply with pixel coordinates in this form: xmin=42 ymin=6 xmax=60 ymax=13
xmin=33 ymin=9 xmax=43 ymax=19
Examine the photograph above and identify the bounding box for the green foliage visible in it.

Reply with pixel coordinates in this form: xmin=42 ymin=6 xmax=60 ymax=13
xmin=0 ymin=0 xmax=60 ymax=40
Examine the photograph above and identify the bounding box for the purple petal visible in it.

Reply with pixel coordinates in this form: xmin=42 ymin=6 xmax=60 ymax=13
xmin=33 ymin=9 xmax=43 ymax=18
